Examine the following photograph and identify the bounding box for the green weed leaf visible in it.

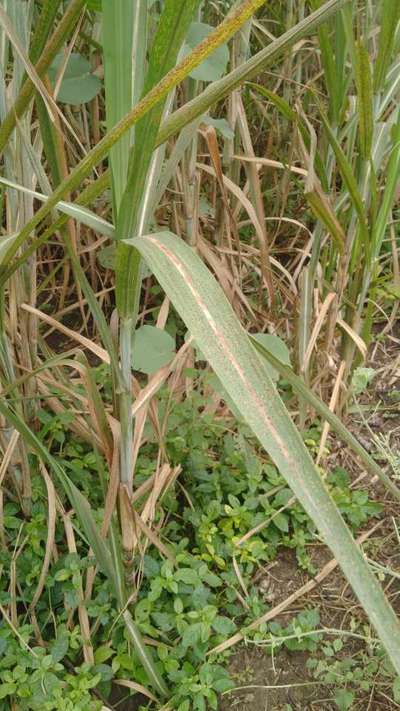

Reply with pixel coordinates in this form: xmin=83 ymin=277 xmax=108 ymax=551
xmin=334 ymin=689 xmax=355 ymax=710
xmin=49 ymin=52 xmax=102 ymax=104
xmin=132 ymin=325 xmax=175 ymax=374
xmin=351 ymin=367 xmax=375 ymax=395
xmin=183 ymin=22 xmax=229 ymax=82
xmin=212 ymin=616 xmax=236 ymax=635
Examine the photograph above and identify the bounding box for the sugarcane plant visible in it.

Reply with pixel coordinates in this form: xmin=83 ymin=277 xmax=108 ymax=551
xmin=1 ymin=0 xmax=400 ymax=700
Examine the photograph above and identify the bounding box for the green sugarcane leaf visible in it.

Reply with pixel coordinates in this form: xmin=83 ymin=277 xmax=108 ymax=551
xmin=250 ymin=335 xmax=400 ymax=501
xmin=0 ymin=176 xmax=115 ymax=238
xmin=115 ymin=0 xmax=202 ymax=319
xmin=318 ymin=107 xmax=369 ymax=244
xmin=127 ymin=230 xmax=400 ymax=675
xmin=251 ymin=333 xmax=291 ymax=382
xmin=0 ymin=234 xmax=17 ymax=265
xmin=305 ymin=187 xmax=345 ymax=253
xmin=102 ymin=0 xmax=146 ymax=213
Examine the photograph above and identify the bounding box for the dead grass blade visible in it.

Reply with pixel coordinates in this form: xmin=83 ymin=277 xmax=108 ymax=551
xmin=337 ymin=318 xmax=367 ymax=359
xmin=131 ymin=341 xmax=192 ymax=418
xmin=113 ymin=679 xmax=157 ymax=704
xmin=0 ymin=429 xmax=20 ymax=488
xmin=236 ymin=95 xmax=275 ymax=304
xmin=0 ymin=0 xmax=87 ymax=152
xmin=133 ymin=511 xmax=175 ymax=565
xmin=317 ymin=360 xmax=346 ymax=464
xmin=302 ymin=291 xmax=336 ymax=373
xmin=0 ymin=5 xmax=55 ymax=120
xmin=198 ymin=161 xmax=274 ymax=294
xmin=21 ymin=303 xmax=110 ymax=363
xmin=234 ymin=154 xmax=308 ymax=177
xmin=100 ymin=417 xmax=121 ymax=540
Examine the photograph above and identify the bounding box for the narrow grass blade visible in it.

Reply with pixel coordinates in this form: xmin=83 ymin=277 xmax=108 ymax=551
xmin=30 ymin=0 xmax=63 ymax=182
xmin=29 ymin=0 xmax=63 ymax=65
xmin=129 ymin=230 xmax=400 ymax=675
xmin=318 ymin=107 xmax=369 ymax=243
xmin=0 ymin=234 xmax=18 ymax=264
xmin=374 ymin=0 xmax=400 ymax=92
xmin=62 ymin=234 xmax=122 ymax=388
xmin=248 ymin=83 xmax=329 ymax=189
xmin=0 ymin=400 xmax=117 ymax=594
xmin=0 ymin=173 xmax=109 ymax=287
xmin=310 ymin=0 xmax=341 ymax=122
xmin=36 ymin=94 xmax=63 ymax=187
xmin=372 ymin=110 xmax=400 ymax=257
xmin=123 ymin=610 xmax=168 ymax=697
xmin=354 ymin=38 xmax=373 ymax=160
xmin=75 ymin=351 xmax=114 ymax=456
xmin=115 ymin=0 xmax=201 ymax=317
xmin=298 ymin=266 xmax=312 ymax=378
xmin=114 ymin=0 xmax=202 ymax=491
xmin=0 ymin=4 xmax=54 ymax=118
xmin=305 ymin=187 xmax=345 ymax=254
xmin=153 ymin=117 xmax=203 ymax=209
xmin=157 ymin=0 xmax=350 ymax=147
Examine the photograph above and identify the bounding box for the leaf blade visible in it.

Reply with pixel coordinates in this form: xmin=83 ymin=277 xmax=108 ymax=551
xmin=130 ymin=230 xmax=400 ymax=675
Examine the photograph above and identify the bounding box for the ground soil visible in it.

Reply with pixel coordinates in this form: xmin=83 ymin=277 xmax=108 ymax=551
xmin=220 ymin=648 xmax=317 ymax=710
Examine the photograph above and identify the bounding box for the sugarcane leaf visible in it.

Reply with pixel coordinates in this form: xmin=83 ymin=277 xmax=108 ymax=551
xmin=127 ymin=230 xmax=400 ymax=675
xmin=0 ymin=176 xmax=115 ymax=238
xmin=2 ymin=0 xmax=347 ymax=267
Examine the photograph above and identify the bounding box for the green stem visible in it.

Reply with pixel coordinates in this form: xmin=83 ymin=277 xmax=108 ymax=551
xmin=119 ymin=317 xmax=134 ymax=489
